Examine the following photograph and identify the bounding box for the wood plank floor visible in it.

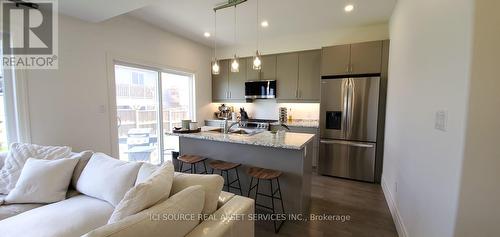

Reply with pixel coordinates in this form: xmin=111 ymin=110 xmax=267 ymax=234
xmin=254 ymin=173 xmax=398 ymax=237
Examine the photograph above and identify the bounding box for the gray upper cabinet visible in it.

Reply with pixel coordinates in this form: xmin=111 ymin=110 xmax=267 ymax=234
xmin=321 ymin=40 xmax=383 ymax=76
xmin=298 ymin=50 xmax=321 ymax=101
xmin=245 ymin=57 xmax=260 ymax=81
xmin=212 ymin=59 xmax=229 ymax=101
xmin=276 ymin=53 xmax=299 ymax=100
xmin=228 ymin=58 xmax=247 ymax=100
xmin=350 ymin=41 xmax=383 ymax=74
xmin=321 ymin=44 xmax=350 ymax=76
xmin=260 ymin=55 xmax=277 ymax=80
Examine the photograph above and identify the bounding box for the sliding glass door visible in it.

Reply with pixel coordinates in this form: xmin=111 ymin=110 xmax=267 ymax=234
xmin=114 ymin=63 xmax=194 ymax=164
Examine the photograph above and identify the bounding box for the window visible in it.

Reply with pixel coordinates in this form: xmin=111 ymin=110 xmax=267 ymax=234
xmin=0 ymin=43 xmax=7 ymax=151
xmin=114 ymin=63 xmax=195 ymax=164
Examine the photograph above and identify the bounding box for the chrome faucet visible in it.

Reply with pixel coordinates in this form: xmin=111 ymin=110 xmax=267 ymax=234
xmin=223 ymin=119 xmax=240 ymax=134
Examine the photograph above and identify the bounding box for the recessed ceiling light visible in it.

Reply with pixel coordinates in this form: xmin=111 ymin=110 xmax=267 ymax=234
xmin=204 ymin=32 xmax=211 ymax=37
xmin=261 ymin=20 xmax=269 ymax=27
xmin=344 ymin=4 xmax=354 ymax=12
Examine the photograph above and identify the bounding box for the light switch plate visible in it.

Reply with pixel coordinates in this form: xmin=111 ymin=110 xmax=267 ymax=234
xmin=435 ymin=110 xmax=448 ymax=131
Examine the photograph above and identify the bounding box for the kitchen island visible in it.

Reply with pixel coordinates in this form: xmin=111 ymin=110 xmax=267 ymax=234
xmin=167 ymin=127 xmax=315 ymax=215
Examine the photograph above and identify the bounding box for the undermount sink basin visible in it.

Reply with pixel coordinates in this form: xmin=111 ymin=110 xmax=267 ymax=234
xmin=207 ymin=128 xmax=261 ymax=136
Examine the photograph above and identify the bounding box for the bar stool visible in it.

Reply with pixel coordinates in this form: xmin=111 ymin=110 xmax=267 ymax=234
xmin=178 ymin=154 xmax=208 ymax=174
xmin=209 ymin=160 xmax=243 ymax=195
xmin=247 ymin=166 xmax=285 ymax=233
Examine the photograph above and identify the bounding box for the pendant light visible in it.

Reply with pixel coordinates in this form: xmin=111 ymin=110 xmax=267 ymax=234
xmin=211 ymin=11 xmax=220 ymax=75
xmin=231 ymin=6 xmax=239 ymax=73
xmin=252 ymin=0 xmax=262 ymax=70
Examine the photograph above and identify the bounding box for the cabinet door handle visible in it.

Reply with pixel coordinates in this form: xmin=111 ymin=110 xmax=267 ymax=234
xmin=229 ymin=91 xmax=232 ymax=98
xmin=346 ymin=65 xmax=350 ymax=73
xmin=349 ymin=64 xmax=353 ymax=72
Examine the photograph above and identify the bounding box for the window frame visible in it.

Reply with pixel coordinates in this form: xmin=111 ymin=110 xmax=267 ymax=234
xmin=109 ymin=58 xmax=196 ymax=163
xmin=0 ymin=32 xmax=32 ymax=149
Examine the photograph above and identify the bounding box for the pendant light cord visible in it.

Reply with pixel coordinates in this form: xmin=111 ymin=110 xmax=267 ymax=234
xmin=214 ymin=10 xmax=217 ymax=59
xmin=234 ymin=6 xmax=237 ymax=56
xmin=256 ymin=0 xmax=259 ymax=51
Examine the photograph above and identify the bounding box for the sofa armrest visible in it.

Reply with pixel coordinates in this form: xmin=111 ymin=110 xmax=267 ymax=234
xmin=217 ymin=191 xmax=235 ymax=209
xmin=0 ymin=152 xmax=8 ymax=168
xmin=185 ymin=195 xmax=254 ymax=237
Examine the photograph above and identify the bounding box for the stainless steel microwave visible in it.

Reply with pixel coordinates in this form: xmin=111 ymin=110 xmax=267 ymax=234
xmin=245 ymin=80 xmax=276 ymax=99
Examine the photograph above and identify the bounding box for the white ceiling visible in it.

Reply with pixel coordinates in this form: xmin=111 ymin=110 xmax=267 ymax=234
xmin=59 ymin=0 xmax=159 ymax=23
xmin=129 ymin=0 xmax=396 ymax=47
xmin=59 ymin=0 xmax=396 ymax=48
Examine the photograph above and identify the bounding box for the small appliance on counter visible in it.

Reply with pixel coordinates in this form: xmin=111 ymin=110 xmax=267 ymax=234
xmin=214 ymin=104 xmax=232 ymax=119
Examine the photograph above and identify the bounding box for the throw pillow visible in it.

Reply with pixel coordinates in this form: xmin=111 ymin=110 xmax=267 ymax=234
xmin=5 ymin=158 xmax=79 ymax=204
xmin=69 ymin=150 xmax=94 ymax=188
xmin=108 ymin=161 xmax=175 ymax=223
xmin=76 ymin=153 xmax=141 ymax=206
xmin=0 ymin=143 xmax=72 ymax=194
xmin=135 ymin=162 xmax=159 ymax=185
xmin=170 ymin=173 xmax=224 ymax=214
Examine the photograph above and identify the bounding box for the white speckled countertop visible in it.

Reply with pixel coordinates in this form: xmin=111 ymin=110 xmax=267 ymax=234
xmin=272 ymin=119 xmax=319 ymax=128
xmin=167 ymin=127 xmax=315 ymax=150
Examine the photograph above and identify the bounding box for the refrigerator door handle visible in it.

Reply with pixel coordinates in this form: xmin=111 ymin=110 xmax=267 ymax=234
xmin=348 ymin=78 xmax=356 ymax=139
xmin=342 ymin=79 xmax=349 ymax=137
xmin=320 ymin=139 xmax=375 ymax=148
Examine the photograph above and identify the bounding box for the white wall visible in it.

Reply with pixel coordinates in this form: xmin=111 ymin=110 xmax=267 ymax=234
xmin=454 ymin=0 xmax=500 ymax=236
xmin=25 ymin=14 xmax=212 ymax=153
xmin=382 ymin=0 xmax=473 ymax=236
xmin=218 ymin=23 xmax=389 ymax=58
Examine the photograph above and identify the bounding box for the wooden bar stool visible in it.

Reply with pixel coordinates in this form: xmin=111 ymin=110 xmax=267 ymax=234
xmin=178 ymin=154 xmax=208 ymax=174
xmin=247 ymin=166 xmax=285 ymax=233
xmin=209 ymin=160 xmax=243 ymax=195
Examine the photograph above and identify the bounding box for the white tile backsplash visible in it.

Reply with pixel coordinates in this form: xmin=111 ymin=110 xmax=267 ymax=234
xmin=210 ymin=100 xmax=319 ymax=120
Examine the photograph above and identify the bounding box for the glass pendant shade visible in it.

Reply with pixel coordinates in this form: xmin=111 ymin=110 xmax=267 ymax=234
xmin=212 ymin=60 xmax=220 ymax=75
xmin=253 ymin=51 xmax=262 ymax=70
xmin=231 ymin=55 xmax=239 ymax=72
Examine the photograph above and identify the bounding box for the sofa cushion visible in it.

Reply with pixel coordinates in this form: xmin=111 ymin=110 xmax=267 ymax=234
xmin=76 ymin=153 xmax=141 ymax=206
xmin=0 ymin=195 xmax=114 ymax=237
xmin=0 ymin=202 xmax=45 ymax=221
xmin=135 ymin=162 xmax=159 ymax=185
xmin=83 ymin=185 xmax=205 ymax=237
xmin=5 ymin=158 xmax=79 ymax=204
xmin=108 ymin=161 xmax=175 ymax=223
xmin=0 ymin=143 xmax=72 ymax=194
xmin=171 ymin=173 xmax=224 ymax=214
xmin=70 ymin=150 xmax=94 ymax=189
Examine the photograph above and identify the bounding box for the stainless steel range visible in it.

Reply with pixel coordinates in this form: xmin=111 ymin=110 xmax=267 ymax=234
xmin=239 ymin=119 xmax=277 ymax=131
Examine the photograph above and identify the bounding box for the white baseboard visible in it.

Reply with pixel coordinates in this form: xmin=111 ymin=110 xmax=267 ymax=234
xmin=381 ymin=177 xmax=409 ymax=237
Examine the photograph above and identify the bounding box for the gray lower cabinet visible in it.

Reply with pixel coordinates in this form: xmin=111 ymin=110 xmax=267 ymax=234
xmin=298 ymin=50 xmax=321 ymax=101
xmin=212 ymin=60 xmax=229 ymax=101
xmin=276 ymin=53 xmax=299 ymax=100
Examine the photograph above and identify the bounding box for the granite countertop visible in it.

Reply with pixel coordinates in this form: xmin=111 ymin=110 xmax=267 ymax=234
xmin=167 ymin=127 xmax=315 ymax=150
xmin=272 ymin=119 xmax=319 ymax=128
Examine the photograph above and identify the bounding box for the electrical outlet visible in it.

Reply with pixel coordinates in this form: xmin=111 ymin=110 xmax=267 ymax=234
xmin=435 ymin=110 xmax=448 ymax=131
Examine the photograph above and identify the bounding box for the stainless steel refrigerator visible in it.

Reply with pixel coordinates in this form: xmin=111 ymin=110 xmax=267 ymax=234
xmin=319 ymin=76 xmax=380 ymax=182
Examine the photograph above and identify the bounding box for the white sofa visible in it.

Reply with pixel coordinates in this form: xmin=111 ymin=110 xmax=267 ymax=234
xmin=0 ymin=152 xmax=254 ymax=237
